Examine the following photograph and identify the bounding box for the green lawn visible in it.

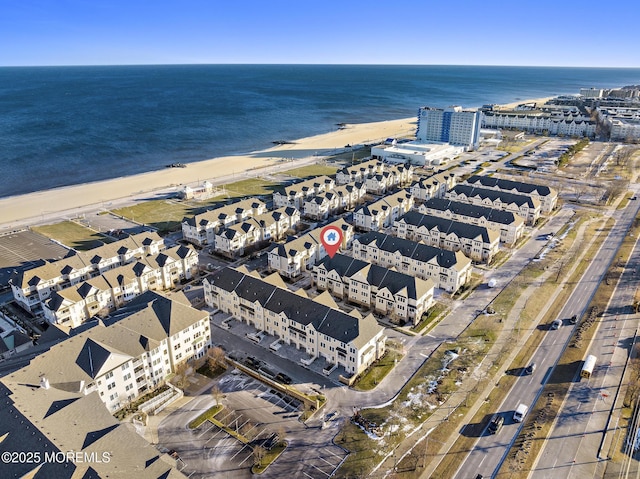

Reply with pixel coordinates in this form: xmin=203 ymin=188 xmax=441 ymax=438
xmin=220 ymin=178 xmax=279 ymax=199
xmin=111 ymin=199 xmax=200 ymax=233
xmin=282 ymin=164 xmax=339 ymax=178
xmin=32 ymin=221 xmax=113 ymax=250
xmin=188 ymin=404 xmax=224 ymax=429
xmin=353 ymin=347 xmax=404 ymax=391
xmin=412 ymin=302 xmax=449 ymax=334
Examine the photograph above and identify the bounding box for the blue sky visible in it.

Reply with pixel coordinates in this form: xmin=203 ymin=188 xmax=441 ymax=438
xmin=1 ymin=0 xmax=638 ymax=67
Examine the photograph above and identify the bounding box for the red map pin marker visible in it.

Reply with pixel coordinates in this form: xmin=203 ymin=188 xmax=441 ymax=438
xmin=320 ymin=225 xmax=342 ymax=258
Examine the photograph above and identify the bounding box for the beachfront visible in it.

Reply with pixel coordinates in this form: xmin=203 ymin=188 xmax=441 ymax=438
xmin=0 ymin=96 xmax=555 ymax=230
xmin=0 ymin=117 xmax=417 ymax=229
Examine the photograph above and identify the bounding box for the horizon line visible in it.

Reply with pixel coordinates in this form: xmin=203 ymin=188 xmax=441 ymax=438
xmin=2 ymin=62 xmax=640 ymax=69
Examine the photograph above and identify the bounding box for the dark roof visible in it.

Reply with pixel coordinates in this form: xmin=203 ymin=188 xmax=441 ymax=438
xmin=423 ymin=198 xmax=519 ymax=226
xmin=355 ymin=232 xmax=460 ymax=269
xmin=397 ymin=211 xmax=495 ymax=243
xmin=207 ymin=268 xmax=365 ymax=343
xmin=466 ymin=175 xmax=552 ymax=196
xmin=75 ymin=338 xmax=114 ymax=379
xmin=450 ymin=185 xmax=537 ymax=208
xmin=317 ymin=254 xmax=427 ymax=299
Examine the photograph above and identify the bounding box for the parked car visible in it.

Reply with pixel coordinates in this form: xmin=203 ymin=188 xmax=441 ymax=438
xmin=275 ymin=372 xmax=292 ymax=385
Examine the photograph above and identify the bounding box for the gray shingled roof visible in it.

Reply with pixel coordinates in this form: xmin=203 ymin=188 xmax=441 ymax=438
xmin=450 ymin=184 xmax=538 ymax=208
xmin=208 ymin=268 xmax=378 ymax=344
xmin=466 ymin=175 xmax=552 ymax=196
xmin=397 ymin=211 xmax=495 ymax=243
xmin=317 ymin=253 xmax=434 ymax=299
xmin=355 ymin=231 xmax=461 ymax=269
xmin=423 ymin=198 xmax=519 ymax=225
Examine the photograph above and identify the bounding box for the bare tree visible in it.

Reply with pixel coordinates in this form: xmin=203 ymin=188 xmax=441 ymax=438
xmin=174 ymin=362 xmax=190 ymax=389
xmin=210 ymin=385 xmax=223 ymax=406
xmin=208 ymin=346 xmax=227 ymax=371
xmin=253 ymin=445 xmax=266 ymax=467
xmin=276 ymin=425 xmax=287 ymax=447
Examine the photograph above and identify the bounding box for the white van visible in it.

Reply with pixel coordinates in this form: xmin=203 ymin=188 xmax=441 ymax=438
xmin=514 ymin=403 xmax=528 ymax=422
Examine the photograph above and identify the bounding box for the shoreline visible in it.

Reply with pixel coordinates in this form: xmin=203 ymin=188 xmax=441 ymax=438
xmin=0 ymin=95 xmax=557 ymax=230
xmin=0 ymin=117 xmax=417 ymax=228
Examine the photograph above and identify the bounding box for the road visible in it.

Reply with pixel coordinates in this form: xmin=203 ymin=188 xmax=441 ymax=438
xmin=531 ymin=205 xmax=640 ymax=477
xmin=453 ymin=188 xmax=640 ymax=479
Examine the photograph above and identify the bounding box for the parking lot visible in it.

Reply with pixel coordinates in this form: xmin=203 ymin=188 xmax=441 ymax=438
xmin=159 ymin=370 xmax=347 ymax=479
xmin=0 ymin=229 xmax=70 ymax=288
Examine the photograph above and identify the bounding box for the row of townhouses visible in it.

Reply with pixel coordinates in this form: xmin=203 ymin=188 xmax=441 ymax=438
xmin=481 ymin=108 xmax=597 ymax=138
xmin=409 ymin=170 xmax=457 ymax=202
xmin=352 ymin=232 xmax=472 ymax=293
xmin=335 ymin=158 xmax=414 ymax=187
xmin=418 ymin=198 xmax=525 ymax=246
xmin=268 ymin=218 xmax=354 ymax=278
xmin=393 ymin=211 xmax=500 ymax=263
xmin=464 ymin=174 xmax=557 ymax=213
xmin=43 ymin=244 xmax=199 ymax=327
xmin=181 ymin=197 xmax=268 ymax=246
xmin=445 ymin=184 xmax=541 ymax=225
xmin=303 ymin=182 xmax=367 ymax=220
xmin=273 ymin=175 xmax=335 ymax=210
xmin=205 ymin=267 xmax=386 ymax=376
xmin=0 ymin=290 xmax=209 ymax=478
xmin=313 ymin=253 xmax=435 ymax=326
xmin=214 ymin=206 xmax=300 ymax=257
xmin=353 ymin=190 xmax=414 ymax=232
xmin=10 ymin=231 xmax=165 ymax=313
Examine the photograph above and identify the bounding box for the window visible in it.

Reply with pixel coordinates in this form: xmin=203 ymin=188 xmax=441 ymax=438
xmin=121 ymin=363 xmax=129 ymax=371
xmin=174 ymin=343 xmax=181 ymax=351
xmin=105 ymin=371 xmax=114 ymax=379
xmin=123 ymin=373 xmax=131 ymax=381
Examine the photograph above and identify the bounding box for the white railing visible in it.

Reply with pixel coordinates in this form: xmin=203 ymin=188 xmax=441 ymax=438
xmin=139 ymin=383 xmax=183 ymax=415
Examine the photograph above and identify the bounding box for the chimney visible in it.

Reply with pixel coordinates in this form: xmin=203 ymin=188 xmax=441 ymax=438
xmin=40 ymin=376 xmax=50 ymax=390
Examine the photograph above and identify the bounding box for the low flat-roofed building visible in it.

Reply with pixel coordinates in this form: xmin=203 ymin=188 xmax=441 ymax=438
xmin=371 ymin=141 xmax=463 ymax=166
xmin=352 ymin=231 xmax=471 ymax=293
xmin=418 ymin=198 xmax=524 ymax=246
xmin=205 ymin=267 xmax=386 ymax=376
xmin=609 ymin=118 xmax=640 ymax=141
xmin=314 ymin=253 xmax=435 ymax=326
xmin=445 ymin=184 xmax=541 ymax=225
xmin=394 ymin=211 xmax=500 ymax=263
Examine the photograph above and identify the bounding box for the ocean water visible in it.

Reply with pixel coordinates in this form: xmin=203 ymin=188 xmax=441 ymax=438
xmin=1 ymin=64 xmax=639 ymax=198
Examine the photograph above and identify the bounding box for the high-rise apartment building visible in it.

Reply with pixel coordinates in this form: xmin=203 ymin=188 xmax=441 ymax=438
xmin=416 ymin=106 xmax=481 ymax=150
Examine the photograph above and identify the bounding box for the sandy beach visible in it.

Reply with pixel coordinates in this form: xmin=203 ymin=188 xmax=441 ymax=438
xmin=0 ymin=117 xmax=417 ymax=228
xmin=0 ymin=95 xmax=555 ymax=230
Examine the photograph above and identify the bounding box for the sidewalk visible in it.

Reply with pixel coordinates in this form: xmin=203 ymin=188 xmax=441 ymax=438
xmin=137 ymin=372 xmax=216 ymax=445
